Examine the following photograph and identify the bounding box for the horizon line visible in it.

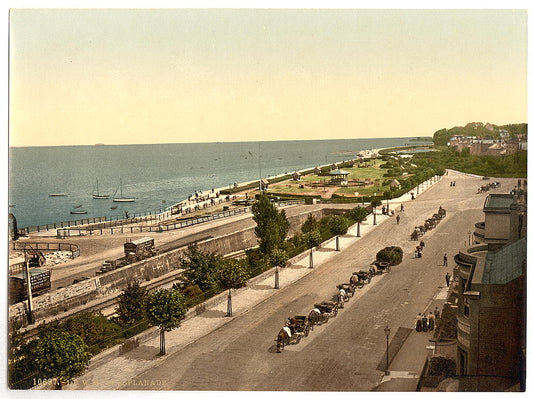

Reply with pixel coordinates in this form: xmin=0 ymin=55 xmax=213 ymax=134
xmin=9 ymin=135 xmax=435 ymax=148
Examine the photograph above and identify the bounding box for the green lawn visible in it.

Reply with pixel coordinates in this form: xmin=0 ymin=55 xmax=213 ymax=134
xmin=267 ymin=160 xmax=389 ymax=197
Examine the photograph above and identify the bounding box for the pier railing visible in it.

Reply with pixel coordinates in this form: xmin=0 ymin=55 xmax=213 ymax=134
xmin=15 ymin=208 xmax=174 ymax=236
xmin=55 ymin=200 xmax=304 ymax=237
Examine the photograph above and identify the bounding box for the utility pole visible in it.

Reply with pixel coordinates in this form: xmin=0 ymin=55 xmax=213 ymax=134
xmin=24 ymin=253 xmax=34 ymax=324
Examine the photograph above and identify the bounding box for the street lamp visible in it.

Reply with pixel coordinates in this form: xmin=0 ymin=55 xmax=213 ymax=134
xmin=274 ymin=265 xmax=279 ymax=289
xmin=384 ymin=324 xmax=391 ymax=374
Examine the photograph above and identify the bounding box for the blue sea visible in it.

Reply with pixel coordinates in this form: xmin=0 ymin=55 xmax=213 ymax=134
xmin=9 ymin=138 xmax=421 ymax=228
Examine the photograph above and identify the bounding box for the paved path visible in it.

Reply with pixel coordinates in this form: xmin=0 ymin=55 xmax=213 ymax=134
xmin=54 ymin=172 xmax=515 ymax=391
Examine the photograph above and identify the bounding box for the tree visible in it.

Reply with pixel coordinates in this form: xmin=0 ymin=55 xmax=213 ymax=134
xmin=9 ymin=321 xmax=41 ymax=389
xmin=33 ymin=330 xmax=92 ymax=389
xmin=218 ymin=258 xmax=250 ymax=317
xmin=252 ymin=194 xmax=290 ymax=254
xmin=348 ymin=206 xmax=369 ymax=222
xmin=301 ymin=214 xmax=318 ymax=234
xmin=146 ymin=289 xmax=188 ymax=356
xmin=116 ymin=281 xmax=148 ymax=327
xmin=348 ymin=206 xmax=369 ymax=237
xmin=219 ymin=258 xmax=250 ymax=290
xmin=376 ymin=246 xmax=404 ymax=265
xmin=328 ymin=215 xmax=349 ymax=236
xmin=269 ymin=247 xmax=289 ymax=269
xmin=303 ymin=229 xmax=322 ymax=249
xmin=62 ymin=311 xmax=123 ymax=354
xmin=180 ymin=244 xmax=222 ymax=293
xmin=370 ymin=197 xmax=382 ymax=209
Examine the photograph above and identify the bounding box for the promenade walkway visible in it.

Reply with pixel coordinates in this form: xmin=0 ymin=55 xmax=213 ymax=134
xmin=48 ymin=176 xmax=444 ymax=390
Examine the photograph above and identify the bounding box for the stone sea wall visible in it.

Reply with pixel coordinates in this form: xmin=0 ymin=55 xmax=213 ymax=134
xmin=9 ymin=207 xmax=330 ymax=326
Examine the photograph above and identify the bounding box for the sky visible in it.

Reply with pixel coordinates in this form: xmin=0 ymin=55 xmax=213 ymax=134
xmin=8 ymin=7 xmax=528 ymax=147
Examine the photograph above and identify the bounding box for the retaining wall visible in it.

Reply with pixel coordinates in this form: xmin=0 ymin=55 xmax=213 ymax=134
xmin=9 ymin=207 xmax=331 ymax=327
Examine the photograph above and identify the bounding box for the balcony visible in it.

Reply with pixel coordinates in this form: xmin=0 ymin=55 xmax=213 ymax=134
xmin=474 ymin=221 xmax=485 ymax=242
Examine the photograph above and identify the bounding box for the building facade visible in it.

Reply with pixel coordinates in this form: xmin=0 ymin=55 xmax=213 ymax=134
xmin=453 ymin=184 xmax=526 ymax=390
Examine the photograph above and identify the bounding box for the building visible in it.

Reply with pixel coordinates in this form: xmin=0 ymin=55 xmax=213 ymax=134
xmin=390 ymin=179 xmax=401 ymax=190
xmin=292 ymin=171 xmax=301 ymax=181
xmin=328 ymin=169 xmax=349 ymax=185
xmin=453 ymin=183 xmax=526 ymax=391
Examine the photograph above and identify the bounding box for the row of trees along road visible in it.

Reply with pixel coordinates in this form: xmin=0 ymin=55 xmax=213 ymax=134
xmin=10 ymin=194 xmax=372 ymax=389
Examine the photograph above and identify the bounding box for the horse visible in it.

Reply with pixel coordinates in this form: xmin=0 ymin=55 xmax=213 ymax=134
xmin=338 ymin=288 xmax=346 ymax=308
xmin=308 ymin=308 xmax=321 ymax=328
xmin=277 ymin=327 xmax=292 ymax=352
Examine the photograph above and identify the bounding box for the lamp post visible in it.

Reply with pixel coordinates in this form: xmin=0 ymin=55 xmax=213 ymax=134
xmin=226 ymin=288 xmax=232 ymax=317
xmin=384 ymin=324 xmax=391 ymax=374
xmin=274 ymin=265 xmax=279 ymax=289
xmin=309 ymin=247 xmax=314 ymax=268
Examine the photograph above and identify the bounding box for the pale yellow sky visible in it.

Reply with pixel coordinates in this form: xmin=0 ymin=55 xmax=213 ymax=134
xmin=9 ymin=8 xmax=528 ymax=147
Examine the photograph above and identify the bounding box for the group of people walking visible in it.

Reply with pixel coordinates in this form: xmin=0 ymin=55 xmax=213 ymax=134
xmin=415 ymin=307 xmax=440 ymax=332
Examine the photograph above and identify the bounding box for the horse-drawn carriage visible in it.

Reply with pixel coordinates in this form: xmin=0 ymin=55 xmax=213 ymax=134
xmin=373 ymin=261 xmax=391 ymax=273
xmin=276 ymin=315 xmax=311 ymax=352
xmin=314 ymin=301 xmax=339 ymax=318
xmin=337 ymin=283 xmax=356 ymax=298
xmin=354 ymin=270 xmax=372 ymax=285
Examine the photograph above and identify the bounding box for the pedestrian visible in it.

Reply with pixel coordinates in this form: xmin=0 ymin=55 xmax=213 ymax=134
xmin=445 ymin=272 xmax=451 ymax=287
xmin=434 ymin=306 xmax=440 ymax=320
xmin=443 ymin=253 xmax=448 ymax=266
xmin=400 ymin=203 xmax=404 ymax=212
xmin=420 ymin=240 xmax=425 ymax=250
xmin=396 ymin=214 xmax=400 ymax=224
xmin=416 ymin=313 xmax=422 ymax=332
xmin=411 ymin=193 xmax=415 ymax=200
xmin=422 ymin=314 xmax=428 ymax=332
xmin=428 ymin=312 xmax=435 ymax=330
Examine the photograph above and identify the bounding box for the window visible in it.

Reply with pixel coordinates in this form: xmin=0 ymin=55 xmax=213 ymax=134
xmin=463 ymin=298 xmax=470 ymax=317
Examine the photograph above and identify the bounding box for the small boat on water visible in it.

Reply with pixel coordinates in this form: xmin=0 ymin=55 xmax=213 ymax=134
xmin=113 ymin=178 xmax=135 ymax=202
xmin=70 ymin=210 xmax=88 ymax=215
xmin=49 ymin=193 xmax=67 ymax=197
xmin=110 ymin=206 xmax=118 ymax=210
xmin=92 ymin=179 xmax=109 ymax=199
xmin=74 ymin=204 xmax=83 ymax=209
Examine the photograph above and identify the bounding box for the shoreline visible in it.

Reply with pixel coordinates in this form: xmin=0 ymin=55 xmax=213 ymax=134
xmin=15 ymin=143 xmax=420 ymax=231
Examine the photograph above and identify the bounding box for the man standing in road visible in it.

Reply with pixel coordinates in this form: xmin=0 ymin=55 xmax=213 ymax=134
xmin=396 ymin=214 xmax=400 ymax=224
xmin=443 ymin=253 xmax=448 ymax=266
xmin=445 ymin=272 xmax=451 ymax=287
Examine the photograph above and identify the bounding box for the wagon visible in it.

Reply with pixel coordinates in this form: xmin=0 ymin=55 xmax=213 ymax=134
xmin=314 ymin=300 xmax=339 ymax=318
xmin=286 ymin=315 xmax=311 ymax=337
xmin=354 ymin=270 xmax=372 ymax=284
xmin=374 ymin=261 xmax=391 ymax=273
xmin=337 ymin=283 xmax=356 ymax=298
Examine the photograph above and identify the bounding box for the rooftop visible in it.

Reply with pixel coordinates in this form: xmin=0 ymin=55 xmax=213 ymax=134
xmin=483 ymin=194 xmax=515 ymax=211
xmin=481 ymin=237 xmax=527 ymax=284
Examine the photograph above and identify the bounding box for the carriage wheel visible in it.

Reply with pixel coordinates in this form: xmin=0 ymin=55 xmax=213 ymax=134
xmin=295 ymin=335 xmax=302 ymax=344
xmin=304 ymin=325 xmax=310 ymax=337
xmin=333 ymin=307 xmax=338 ymax=317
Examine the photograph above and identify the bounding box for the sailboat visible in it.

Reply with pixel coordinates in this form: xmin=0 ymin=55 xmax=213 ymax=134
xmin=113 ymin=178 xmax=135 ymax=202
xmin=93 ymin=179 xmax=110 ymax=199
